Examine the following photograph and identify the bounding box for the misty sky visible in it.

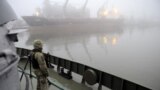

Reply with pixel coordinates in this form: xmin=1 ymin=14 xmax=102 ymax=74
xmin=7 ymin=0 xmax=160 ymax=20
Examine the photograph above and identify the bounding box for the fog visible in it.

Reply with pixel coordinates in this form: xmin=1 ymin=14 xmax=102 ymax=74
xmin=6 ymin=0 xmax=160 ymax=90
xmin=7 ymin=0 xmax=160 ymax=21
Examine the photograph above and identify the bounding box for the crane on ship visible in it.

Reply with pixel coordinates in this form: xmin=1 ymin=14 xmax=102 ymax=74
xmin=34 ymin=0 xmax=90 ymax=18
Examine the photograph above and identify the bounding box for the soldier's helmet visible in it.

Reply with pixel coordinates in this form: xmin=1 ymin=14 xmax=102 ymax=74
xmin=33 ymin=40 xmax=43 ymax=49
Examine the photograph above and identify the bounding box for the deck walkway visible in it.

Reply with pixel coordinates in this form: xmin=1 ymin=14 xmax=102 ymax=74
xmin=18 ymin=59 xmax=92 ymax=90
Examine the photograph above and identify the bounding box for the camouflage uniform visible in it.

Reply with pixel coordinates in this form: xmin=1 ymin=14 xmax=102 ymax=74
xmin=32 ymin=40 xmax=49 ymax=90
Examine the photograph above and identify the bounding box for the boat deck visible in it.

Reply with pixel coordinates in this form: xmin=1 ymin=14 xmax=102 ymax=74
xmin=18 ymin=60 xmax=92 ymax=90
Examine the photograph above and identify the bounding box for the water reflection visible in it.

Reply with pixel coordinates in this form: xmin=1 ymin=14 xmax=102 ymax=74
xmin=64 ymin=42 xmax=74 ymax=60
xmin=81 ymin=39 xmax=92 ymax=61
xmin=15 ymin=21 xmax=160 ymax=90
xmin=19 ymin=23 xmax=123 ymax=61
xmin=98 ymin=35 xmax=118 ymax=45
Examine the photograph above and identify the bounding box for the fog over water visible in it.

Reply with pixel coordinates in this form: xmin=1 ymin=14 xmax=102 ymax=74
xmin=7 ymin=0 xmax=160 ymax=90
xmin=15 ymin=25 xmax=160 ymax=90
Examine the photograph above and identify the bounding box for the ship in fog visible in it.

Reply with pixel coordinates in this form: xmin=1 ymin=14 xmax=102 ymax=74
xmin=23 ymin=0 xmax=124 ymax=30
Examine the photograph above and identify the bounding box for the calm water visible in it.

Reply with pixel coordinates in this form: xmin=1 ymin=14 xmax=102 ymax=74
xmin=15 ymin=25 xmax=160 ymax=90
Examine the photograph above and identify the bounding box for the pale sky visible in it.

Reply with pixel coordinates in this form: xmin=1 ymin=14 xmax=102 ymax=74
xmin=7 ymin=0 xmax=160 ymax=20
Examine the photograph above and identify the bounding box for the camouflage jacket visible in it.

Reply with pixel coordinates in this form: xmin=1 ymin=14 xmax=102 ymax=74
xmin=33 ymin=52 xmax=49 ymax=77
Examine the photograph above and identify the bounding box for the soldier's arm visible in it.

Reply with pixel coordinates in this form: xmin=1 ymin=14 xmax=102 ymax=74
xmin=35 ymin=52 xmax=48 ymax=76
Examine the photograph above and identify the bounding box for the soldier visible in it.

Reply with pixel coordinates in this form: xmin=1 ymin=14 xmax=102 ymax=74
xmin=31 ymin=40 xmax=49 ymax=90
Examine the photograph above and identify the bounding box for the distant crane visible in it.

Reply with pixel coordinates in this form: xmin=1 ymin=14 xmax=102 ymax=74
xmin=82 ymin=0 xmax=88 ymax=12
xmin=63 ymin=0 xmax=69 ymax=16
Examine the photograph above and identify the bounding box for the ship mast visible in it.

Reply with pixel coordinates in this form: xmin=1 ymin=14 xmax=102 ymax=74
xmin=63 ymin=0 xmax=69 ymax=17
xmin=82 ymin=0 xmax=88 ymax=11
